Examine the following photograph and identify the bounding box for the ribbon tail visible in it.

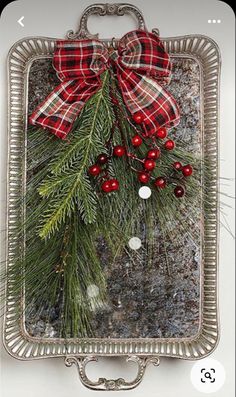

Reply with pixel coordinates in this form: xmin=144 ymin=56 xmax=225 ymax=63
xmin=29 ymin=78 xmax=101 ymax=139
xmin=117 ymin=68 xmax=180 ymax=135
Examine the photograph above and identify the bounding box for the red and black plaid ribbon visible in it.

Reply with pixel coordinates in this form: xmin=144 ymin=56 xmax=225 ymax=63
xmin=29 ymin=30 xmax=180 ymax=139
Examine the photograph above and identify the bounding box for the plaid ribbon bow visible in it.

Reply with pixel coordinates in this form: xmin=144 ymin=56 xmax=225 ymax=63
xmin=29 ymin=30 xmax=180 ymax=139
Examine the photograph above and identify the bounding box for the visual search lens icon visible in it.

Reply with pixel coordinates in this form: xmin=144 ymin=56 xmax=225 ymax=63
xmin=201 ymin=368 xmax=216 ymax=383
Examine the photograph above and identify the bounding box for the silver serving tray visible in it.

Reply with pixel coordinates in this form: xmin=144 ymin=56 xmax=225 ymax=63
xmin=4 ymin=3 xmax=220 ymax=391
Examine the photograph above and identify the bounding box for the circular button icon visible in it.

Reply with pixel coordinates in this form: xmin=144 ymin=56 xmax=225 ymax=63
xmin=191 ymin=358 xmax=226 ymax=393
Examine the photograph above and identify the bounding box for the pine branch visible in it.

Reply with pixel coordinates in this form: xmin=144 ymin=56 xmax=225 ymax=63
xmin=38 ymin=70 xmax=115 ymax=239
xmin=38 ymin=173 xmax=97 ymax=239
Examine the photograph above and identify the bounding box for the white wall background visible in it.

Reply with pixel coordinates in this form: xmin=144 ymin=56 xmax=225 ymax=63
xmin=0 ymin=1 xmax=235 ymax=396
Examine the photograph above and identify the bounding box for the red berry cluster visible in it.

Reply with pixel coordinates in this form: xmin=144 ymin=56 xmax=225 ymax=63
xmin=131 ymin=117 xmax=181 ymax=196
xmin=89 ymin=147 xmax=126 ymax=193
xmin=88 ymin=153 xmax=108 ymax=176
xmin=131 ymin=114 xmax=194 ymax=198
xmin=101 ymin=179 xmax=119 ymax=193
xmin=88 ymin=110 xmax=193 ymax=198
xmin=138 ymin=147 xmax=161 ymax=186
xmin=171 ymin=162 xmax=193 ymax=197
xmin=173 ymin=162 xmax=193 ymax=177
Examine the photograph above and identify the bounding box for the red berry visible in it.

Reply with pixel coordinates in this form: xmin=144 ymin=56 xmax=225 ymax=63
xmin=147 ymin=148 xmax=161 ymax=160
xmin=138 ymin=172 xmax=150 ymax=183
xmin=132 ymin=135 xmax=143 ymax=147
xmin=173 ymin=161 xmax=182 ymax=170
xmin=144 ymin=159 xmax=156 ymax=171
xmin=174 ymin=185 xmax=185 ymax=198
xmin=133 ymin=112 xmax=144 ymax=124
xmin=113 ymin=145 xmax=126 ymax=157
xmin=97 ymin=153 xmax=108 ymax=164
xmin=101 ymin=180 xmax=112 ymax=193
xmin=154 ymin=177 xmax=167 ymax=189
xmin=110 ymin=178 xmax=119 ymax=191
xmin=182 ymin=164 xmax=193 ymax=177
xmin=156 ymin=127 xmax=167 ymax=139
xmin=88 ymin=164 xmax=101 ymax=176
xmin=165 ymin=139 xmax=175 ymax=150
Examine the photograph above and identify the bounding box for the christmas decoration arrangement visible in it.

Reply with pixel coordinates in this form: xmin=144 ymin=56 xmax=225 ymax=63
xmin=4 ymin=0 xmax=223 ymax=389
xmin=11 ymin=29 xmax=201 ymax=339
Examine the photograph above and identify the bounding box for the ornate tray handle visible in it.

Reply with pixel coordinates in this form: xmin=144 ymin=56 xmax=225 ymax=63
xmin=65 ymin=355 xmax=160 ymax=391
xmin=67 ymin=3 xmax=148 ymax=40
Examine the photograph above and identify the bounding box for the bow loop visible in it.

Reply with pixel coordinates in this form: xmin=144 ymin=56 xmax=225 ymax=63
xmin=53 ymin=40 xmax=108 ymax=81
xmin=117 ymin=30 xmax=171 ymax=80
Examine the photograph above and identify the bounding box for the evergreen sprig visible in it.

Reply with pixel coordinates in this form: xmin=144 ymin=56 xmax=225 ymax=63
xmin=38 ymin=71 xmax=115 ymax=239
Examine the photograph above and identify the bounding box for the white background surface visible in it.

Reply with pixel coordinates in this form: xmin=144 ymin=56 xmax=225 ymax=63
xmin=0 ymin=1 xmax=235 ymax=396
